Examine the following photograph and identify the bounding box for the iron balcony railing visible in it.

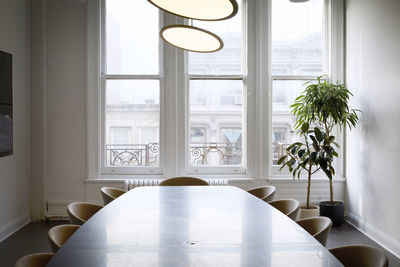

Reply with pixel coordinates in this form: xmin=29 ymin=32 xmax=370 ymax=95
xmin=106 ymin=142 xmax=288 ymax=166
xmin=106 ymin=142 xmax=243 ymax=166
xmin=106 ymin=143 xmax=160 ymax=166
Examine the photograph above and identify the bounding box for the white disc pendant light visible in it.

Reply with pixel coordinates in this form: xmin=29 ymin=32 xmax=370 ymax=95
xmin=148 ymin=0 xmax=238 ymax=21
xmin=160 ymin=25 xmax=224 ymax=53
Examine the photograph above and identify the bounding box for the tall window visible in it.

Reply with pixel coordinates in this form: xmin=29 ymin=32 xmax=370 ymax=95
xmin=104 ymin=0 xmax=161 ymax=169
xmin=93 ymin=0 xmax=342 ymax=178
xmin=271 ymin=0 xmax=325 ymax=165
xmin=187 ymin=0 xmax=245 ymax=172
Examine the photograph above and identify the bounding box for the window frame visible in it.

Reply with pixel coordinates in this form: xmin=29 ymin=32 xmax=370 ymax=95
xmin=100 ymin=0 xmax=164 ymax=175
xmin=185 ymin=77 xmax=248 ymax=175
xmin=183 ymin=0 xmax=248 ymax=175
xmin=269 ymin=0 xmax=345 ymax=178
xmin=86 ymin=0 xmax=344 ymax=179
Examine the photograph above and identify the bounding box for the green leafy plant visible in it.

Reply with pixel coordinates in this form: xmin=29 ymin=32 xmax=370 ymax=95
xmin=278 ymin=122 xmax=337 ymax=209
xmin=289 ymin=76 xmax=360 ymax=203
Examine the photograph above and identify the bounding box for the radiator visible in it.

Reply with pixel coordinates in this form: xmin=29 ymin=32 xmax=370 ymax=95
xmin=127 ymin=178 xmax=228 ymax=190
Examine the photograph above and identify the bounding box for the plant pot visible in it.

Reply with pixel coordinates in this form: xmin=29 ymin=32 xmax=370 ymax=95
xmin=297 ymin=205 xmax=319 ymax=220
xmin=319 ymin=201 xmax=344 ymax=226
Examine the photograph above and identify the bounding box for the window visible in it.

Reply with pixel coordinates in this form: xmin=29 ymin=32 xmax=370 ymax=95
xmin=187 ymin=0 xmax=245 ymax=172
xmin=271 ymin=0 xmax=324 ymax=76
xmin=271 ymin=0 xmax=326 ymax=166
xmin=103 ymin=0 xmax=161 ymax=171
xmin=89 ymin=0 xmax=343 ymax=178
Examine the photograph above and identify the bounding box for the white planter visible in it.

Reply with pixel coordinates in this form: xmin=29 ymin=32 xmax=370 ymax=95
xmin=297 ymin=205 xmax=319 ymax=220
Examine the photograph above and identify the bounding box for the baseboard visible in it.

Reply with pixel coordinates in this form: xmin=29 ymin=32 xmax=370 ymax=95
xmin=0 ymin=212 xmax=31 ymax=243
xmin=346 ymin=212 xmax=400 ymax=259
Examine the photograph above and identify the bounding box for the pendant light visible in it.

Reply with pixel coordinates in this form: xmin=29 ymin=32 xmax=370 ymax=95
xmin=148 ymin=0 xmax=238 ymax=21
xmin=160 ymin=25 xmax=224 ymax=53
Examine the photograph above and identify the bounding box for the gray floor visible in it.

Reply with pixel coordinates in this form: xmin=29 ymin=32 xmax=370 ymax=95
xmin=1 ymin=221 xmax=399 ymax=267
xmin=327 ymin=223 xmax=400 ymax=266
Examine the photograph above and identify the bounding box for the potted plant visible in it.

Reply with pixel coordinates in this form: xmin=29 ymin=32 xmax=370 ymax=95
xmin=290 ymin=76 xmax=360 ymax=225
xmin=278 ymin=123 xmax=336 ymax=219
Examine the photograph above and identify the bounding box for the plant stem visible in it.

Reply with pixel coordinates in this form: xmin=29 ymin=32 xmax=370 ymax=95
xmin=307 ymin=165 xmax=312 ymax=209
xmin=329 ymin=178 xmax=333 ymax=203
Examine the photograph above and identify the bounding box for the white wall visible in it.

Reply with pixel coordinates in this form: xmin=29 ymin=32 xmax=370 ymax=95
xmin=345 ymin=0 xmax=400 ymax=257
xmin=0 ymin=0 xmax=31 ymax=241
xmin=29 ymin=0 xmax=345 ymax=217
xmin=30 ymin=0 xmax=87 ymax=219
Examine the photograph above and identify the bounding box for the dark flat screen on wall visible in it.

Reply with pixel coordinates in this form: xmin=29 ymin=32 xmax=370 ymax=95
xmin=0 ymin=51 xmax=13 ymax=157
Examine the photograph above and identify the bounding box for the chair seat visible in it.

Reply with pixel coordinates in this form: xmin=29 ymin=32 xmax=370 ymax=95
xmin=159 ymin=177 xmax=209 ymax=186
xmin=48 ymin=224 xmax=80 ymax=252
xmin=296 ymin=216 xmax=332 ymax=246
xmin=268 ymin=199 xmax=300 ymax=220
xmin=66 ymin=202 xmax=103 ymax=225
xmin=15 ymin=253 xmax=54 ymax=267
xmin=246 ymin=185 xmax=276 ymax=202
xmin=100 ymin=187 xmax=126 ymax=205
xmin=329 ymin=245 xmax=389 ymax=267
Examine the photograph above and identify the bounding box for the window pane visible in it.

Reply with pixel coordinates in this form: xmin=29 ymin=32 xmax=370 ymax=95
xmin=105 ymin=80 xmax=160 ymax=166
xmin=272 ymin=80 xmax=310 ymax=165
xmin=272 ymin=80 xmax=306 ymax=112
xmin=190 ymin=127 xmax=206 ymax=143
xmin=188 ymin=0 xmax=243 ymax=75
xmin=189 ymin=80 xmax=243 ymax=166
xmin=111 ymin=127 xmax=131 ymax=144
xmin=271 ymin=0 xmax=324 ymax=75
xmin=106 ymin=0 xmax=159 ymax=75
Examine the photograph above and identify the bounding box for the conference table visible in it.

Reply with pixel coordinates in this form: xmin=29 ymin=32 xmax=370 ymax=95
xmin=47 ymin=186 xmax=343 ymax=266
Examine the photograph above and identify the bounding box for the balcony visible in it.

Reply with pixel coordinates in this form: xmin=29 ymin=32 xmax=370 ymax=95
xmin=106 ymin=143 xmax=159 ymax=166
xmin=106 ymin=142 xmax=243 ymax=166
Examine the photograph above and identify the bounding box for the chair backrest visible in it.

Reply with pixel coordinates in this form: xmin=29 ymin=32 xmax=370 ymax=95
xmin=296 ymin=216 xmax=332 ymax=246
xmin=329 ymin=245 xmax=389 ymax=267
xmin=246 ymin=186 xmax=276 ymax=202
xmin=100 ymin=187 xmax=126 ymax=205
xmin=66 ymin=202 xmax=103 ymax=225
xmin=268 ymin=199 xmax=300 ymax=220
xmin=159 ymin=177 xmax=209 ymax=186
xmin=15 ymin=253 xmax=54 ymax=267
xmin=47 ymin=224 xmax=80 ymax=252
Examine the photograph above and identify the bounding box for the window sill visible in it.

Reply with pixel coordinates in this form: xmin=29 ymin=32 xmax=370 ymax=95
xmin=268 ymin=177 xmax=345 ymax=183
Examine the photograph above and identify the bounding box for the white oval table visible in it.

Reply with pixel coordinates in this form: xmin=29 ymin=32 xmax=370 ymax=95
xmin=47 ymin=186 xmax=343 ymax=267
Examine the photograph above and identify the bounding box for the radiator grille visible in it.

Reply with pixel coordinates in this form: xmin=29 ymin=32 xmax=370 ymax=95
xmin=127 ymin=179 xmax=228 ymax=190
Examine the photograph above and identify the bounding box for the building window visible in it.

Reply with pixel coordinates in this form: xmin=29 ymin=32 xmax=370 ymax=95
xmin=271 ymin=126 xmax=288 ymax=165
xmin=271 ymin=0 xmax=326 ymax=166
xmin=190 ymin=127 xmax=206 ymax=143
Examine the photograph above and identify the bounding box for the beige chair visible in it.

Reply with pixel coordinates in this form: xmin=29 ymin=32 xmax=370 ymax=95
xmin=100 ymin=187 xmax=126 ymax=205
xmin=66 ymin=202 xmax=103 ymax=225
xmin=15 ymin=253 xmax=54 ymax=267
xmin=268 ymin=199 xmax=300 ymax=220
xmin=296 ymin=216 xmax=332 ymax=246
xmin=246 ymin=185 xmax=276 ymax=202
xmin=47 ymin=224 xmax=80 ymax=252
xmin=159 ymin=177 xmax=209 ymax=186
xmin=329 ymin=245 xmax=389 ymax=267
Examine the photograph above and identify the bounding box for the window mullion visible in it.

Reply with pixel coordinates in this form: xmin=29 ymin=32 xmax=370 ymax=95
xmin=271 ymin=75 xmax=322 ymax=80
xmin=189 ymin=75 xmax=245 ymax=80
xmin=105 ymin=75 xmax=163 ymax=80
